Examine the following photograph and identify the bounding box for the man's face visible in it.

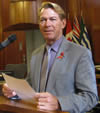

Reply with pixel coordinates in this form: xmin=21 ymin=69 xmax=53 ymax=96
xmin=39 ymin=8 xmax=66 ymax=45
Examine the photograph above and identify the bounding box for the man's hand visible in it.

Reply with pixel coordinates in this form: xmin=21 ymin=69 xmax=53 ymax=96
xmin=2 ymin=83 xmax=16 ymax=98
xmin=35 ymin=92 xmax=60 ymax=111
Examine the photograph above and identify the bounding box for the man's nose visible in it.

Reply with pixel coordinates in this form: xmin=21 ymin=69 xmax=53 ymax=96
xmin=45 ymin=19 xmax=51 ymax=26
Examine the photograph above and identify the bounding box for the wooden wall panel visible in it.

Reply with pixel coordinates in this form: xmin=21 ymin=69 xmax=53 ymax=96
xmin=80 ymin=0 xmax=100 ymax=64
xmin=9 ymin=3 xmax=16 ymax=25
xmin=1 ymin=0 xmax=10 ymax=29
xmin=3 ymin=31 xmax=26 ymax=67
xmin=91 ymin=29 xmax=100 ymax=64
xmin=80 ymin=0 xmax=100 ymax=27
xmin=1 ymin=0 xmax=38 ymax=30
xmin=10 ymin=2 xmax=24 ymax=25
xmin=0 ymin=0 xmax=2 ymax=41
xmin=0 ymin=0 xmax=38 ymax=69
xmin=24 ymin=1 xmax=37 ymax=24
xmin=0 ymin=0 xmax=4 ymax=69
xmin=9 ymin=1 xmax=38 ymax=25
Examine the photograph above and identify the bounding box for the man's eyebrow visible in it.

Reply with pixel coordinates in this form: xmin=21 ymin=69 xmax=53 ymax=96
xmin=40 ymin=16 xmax=57 ymax=19
xmin=50 ymin=16 xmax=57 ymax=18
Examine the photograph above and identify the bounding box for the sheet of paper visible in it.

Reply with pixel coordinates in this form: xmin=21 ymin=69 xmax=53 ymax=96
xmin=3 ymin=73 xmax=36 ymax=103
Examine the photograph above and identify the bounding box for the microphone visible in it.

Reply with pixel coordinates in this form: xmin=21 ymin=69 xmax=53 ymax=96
xmin=0 ymin=34 xmax=16 ymax=50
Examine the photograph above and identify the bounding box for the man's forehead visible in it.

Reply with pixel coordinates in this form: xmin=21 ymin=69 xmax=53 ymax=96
xmin=40 ymin=8 xmax=59 ymax=18
xmin=40 ymin=8 xmax=55 ymax=13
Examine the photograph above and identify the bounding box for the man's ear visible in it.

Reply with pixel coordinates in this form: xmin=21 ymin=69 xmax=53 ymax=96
xmin=62 ymin=19 xmax=67 ymax=29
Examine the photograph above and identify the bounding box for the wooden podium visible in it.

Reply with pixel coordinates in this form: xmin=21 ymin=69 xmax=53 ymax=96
xmin=0 ymin=95 xmax=69 ymax=113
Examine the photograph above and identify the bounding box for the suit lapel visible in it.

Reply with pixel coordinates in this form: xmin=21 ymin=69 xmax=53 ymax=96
xmin=46 ymin=37 xmax=71 ymax=89
xmin=54 ymin=36 xmax=70 ymax=64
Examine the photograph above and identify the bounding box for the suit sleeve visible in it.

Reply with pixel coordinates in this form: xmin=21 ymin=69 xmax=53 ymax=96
xmin=57 ymin=50 xmax=98 ymax=113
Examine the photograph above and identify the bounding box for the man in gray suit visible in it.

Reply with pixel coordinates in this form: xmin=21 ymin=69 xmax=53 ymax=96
xmin=2 ymin=2 xmax=98 ymax=113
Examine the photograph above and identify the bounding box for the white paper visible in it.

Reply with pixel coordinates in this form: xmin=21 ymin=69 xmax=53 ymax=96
xmin=3 ymin=73 xmax=36 ymax=103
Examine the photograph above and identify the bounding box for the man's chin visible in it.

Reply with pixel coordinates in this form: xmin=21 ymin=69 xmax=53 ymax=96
xmin=45 ymin=37 xmax=54 ymax=41
xmin=44 ymin=34 xmax=54 ymax=39
xmin=46 ymin=38 xmax=56 ymax=45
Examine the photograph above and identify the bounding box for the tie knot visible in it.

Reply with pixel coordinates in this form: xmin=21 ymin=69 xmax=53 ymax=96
xmin=46 ymin=46 xmax=51 ymax=54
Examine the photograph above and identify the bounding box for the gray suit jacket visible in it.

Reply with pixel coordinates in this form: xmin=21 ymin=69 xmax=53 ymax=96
xmin=27 ymin=36 xmax=98 ymax=113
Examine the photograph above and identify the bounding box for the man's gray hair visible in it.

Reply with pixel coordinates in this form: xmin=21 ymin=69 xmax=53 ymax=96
xmin=38 ymin=2 xmax=66 ymax=20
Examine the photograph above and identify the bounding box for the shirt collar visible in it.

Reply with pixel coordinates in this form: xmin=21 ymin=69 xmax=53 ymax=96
xmin=50 ymin=36 xmax=63 ymax=53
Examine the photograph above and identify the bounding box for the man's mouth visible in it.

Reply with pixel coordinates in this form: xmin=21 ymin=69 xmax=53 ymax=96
xmin=44 ymin=30 xmax=53 ymax=33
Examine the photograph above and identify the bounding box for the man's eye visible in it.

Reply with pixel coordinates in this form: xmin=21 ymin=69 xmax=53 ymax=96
xmin=39 ymin=18 xmax=57 ymax=23
xmin=50 ymin=18 xmax=56 ymax=21
xmin=40 ymin=18 xmax=46 ymax=22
